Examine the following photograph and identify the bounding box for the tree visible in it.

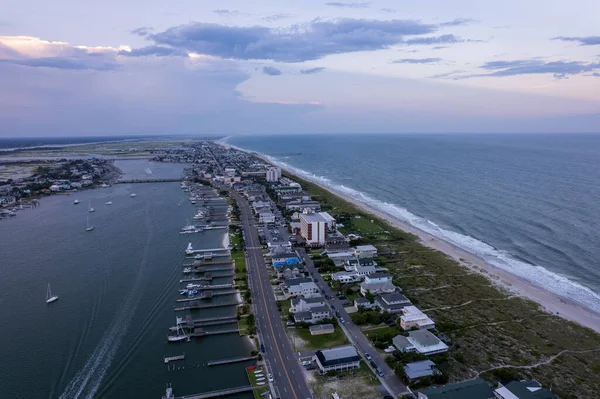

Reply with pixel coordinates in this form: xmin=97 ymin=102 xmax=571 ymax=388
xmin=365 ymin=290 xmax=375 ymax=302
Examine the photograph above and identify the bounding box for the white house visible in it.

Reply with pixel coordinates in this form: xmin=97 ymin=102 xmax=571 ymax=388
xmin=375 ymin=293 xmax=412 ymax=314
xmin=284 ymin=277 xmax=319 ymax=298
xmin=399 ymin=306 xmax=435 ymax=330
xmin=258 ymin=210 xmax=275 ymax=224
xmin=355 ymin=245 xmax=378 ymax=258
xmin=326 ymin=250 xmax=356 ymax=266
xmin=293 ymin=306 xmax=331 ymax=324
xmin=392 ymin=330 xmax=448 ymax=356
xmin=332 ymin=271 xmax=361 ymax=284
xmin=360 ymin=273 xmax=396 ymax=296
xmin=314 ymin=346 xmax=361 ymax=373
xmin=290 ymin=295 xmax=326 ymax=313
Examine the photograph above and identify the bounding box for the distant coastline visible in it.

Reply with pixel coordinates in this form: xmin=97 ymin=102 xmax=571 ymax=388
xmin=224 ymin=141 xmax=600 ymax=333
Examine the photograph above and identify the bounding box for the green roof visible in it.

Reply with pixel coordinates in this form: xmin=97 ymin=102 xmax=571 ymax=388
xmin=421 ymin=379 xmax=494 ymax=399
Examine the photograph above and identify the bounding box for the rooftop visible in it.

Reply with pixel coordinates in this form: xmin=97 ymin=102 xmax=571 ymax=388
xmin=409 ymin=330 xmax=444 ymax=347
xmin=379 ymin=293 xmax=410 ymax=304
xmin=401 ymin=306 xmax=429 ymax=321
xmin=315 ymin=345 xmax=360 ymax=367
xmin=404 ymin=360 xmax=436 ymax=380
xmin=356 ymin=245 xmax=377 ymax=252
xmin=285 ymin=277 xmax=313 ymax=287
xmin=367 ymin=272 xmax=392 ymax=279
xmin=420 ymin=378 xmax=495 ymax=399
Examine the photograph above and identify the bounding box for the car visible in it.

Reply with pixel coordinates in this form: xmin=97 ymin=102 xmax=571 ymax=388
xmin=286 ymin=321 xmax=295 ymax=326
xmin=369 ymin=360 xmax=377 ymax=368
xmin=260 ymin=344 xmax=265 ymax=353
xmin=365 ymin=353 xmax=372 ymax=361
xmin=335 ymin=311 xmax=341 ymax=318
xmin=302 ymin=360 xmax=312 ymax=366
xmin=331 ymin=305 xmax=336 ymax=310
xmin=377 ymin=368 xmax=385 ymax=377
xmin=304 ymin=364 xmax=316 ymax=370
xmin=340 ymin=318 xmax=345 ymax=324
xmin=268 ymin=373 xmax=274 ymax=382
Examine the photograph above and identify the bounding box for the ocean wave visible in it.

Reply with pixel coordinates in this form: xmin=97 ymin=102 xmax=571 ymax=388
xmin=227 ymin=141 xmax=600 ymax=314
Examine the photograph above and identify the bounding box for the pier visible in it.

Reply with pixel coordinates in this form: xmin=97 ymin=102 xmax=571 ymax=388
xmin=193 ymin=266 xmax=234 ymax=273
xmin=180 ymin=272 xmax=234 ymax=283
xmin=176 ymin=289 xmax=237 ymax=302
xmin=189 ymin=328 xmax=241 ymax=338
xmin=174 ymin=300 xmax=240 ymax=311
xmin=207 ymin=356 xmax=258 ymax=366
xmin=186 ymin=259 xmax=234 ymax=266
xmin=164 ymin=354 xmax=185 ymax=364
xmin=169 ymin=385 xmax=253 ymax=399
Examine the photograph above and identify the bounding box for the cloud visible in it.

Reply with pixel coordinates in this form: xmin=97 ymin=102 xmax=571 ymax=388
xmin=392 ymin=57 xmax=442 ymax=64
xmin=300 ymin=67 xmax=326 ymax=74
xmin=262 ymin=14 xmax=292 ymax=22
xmin=262 ymin=66 xmax=282 ymax=75
xmin=380 ymin=8 xmax=396 ymax=13
xmin=431 ymin=46 xmax=449 ymax=50
xmin=119 ymin=45 xmax=188 ymax=57
xmin=131 ymin=27 xmax=153 ymax=37
xmin=141 ymin=18 xmax=475 ymax=62
xmin=492 ymin=25 xmax=510 ymax=29
xmin=213 ymin=9 xmax=250 ymax=17
xmin=552 ymin=36 xmax=600 ymax=46
xmin=439 ymin=18 xmax=475 ymax=27
xmin=437 ymin=59 xmax=600 ymax=79
xmin=325 ymin=2 xmax=372 ymax=8
xmin=429 ymin=69 xmax=465 ymax=79
xmin=403 ymin=34 xmax=465 ymax=45
xmin=0 ymin=56 xmax=117 ymax=71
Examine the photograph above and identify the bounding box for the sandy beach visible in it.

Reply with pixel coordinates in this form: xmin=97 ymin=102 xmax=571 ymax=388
xmin=317 ymin=182 xmax=600 ymax=334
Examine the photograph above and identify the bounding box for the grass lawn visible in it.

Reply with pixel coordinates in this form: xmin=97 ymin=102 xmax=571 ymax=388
xmin=238 ymin=317 xmax=250 ymax=335
xmin=246 ymin=366 xmax=269 ymax=399
xmin=292 ymin=326 xmax=350 ymax=350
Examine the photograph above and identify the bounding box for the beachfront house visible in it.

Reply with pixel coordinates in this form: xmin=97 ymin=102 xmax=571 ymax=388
xmin=417 ymin=379 xmax=495 ymax=399
xmin=403 ymin=360 xmax=439 ymax=383
xmin=360 ymin=272 xmax=397 ymax=296
xmin=399 ymin=306 xmax=435 ymax=330
xmin=393 ymin=330 xmax=448 ymax=356
xmin=355 ymin=245 xmax=378 ymax=258
xmin=375 ymin=293 xmax=412 ymax=314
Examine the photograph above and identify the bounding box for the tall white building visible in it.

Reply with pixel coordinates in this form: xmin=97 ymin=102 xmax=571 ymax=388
xmin=266 ymin=167 xmax=282 ymax=182
xmin=299 ymin=211 xmax=335 ymax=245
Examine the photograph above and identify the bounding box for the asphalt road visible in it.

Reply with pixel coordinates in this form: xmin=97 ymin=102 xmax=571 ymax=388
xmin=298 ymin=248 xmax=410 ymax=398
xmin=232 ymin=189 xmax=312 ymax=399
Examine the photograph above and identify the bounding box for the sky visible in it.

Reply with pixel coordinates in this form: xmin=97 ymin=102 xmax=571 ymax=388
xmin=1 ymin=0 xmax=600 ymax=136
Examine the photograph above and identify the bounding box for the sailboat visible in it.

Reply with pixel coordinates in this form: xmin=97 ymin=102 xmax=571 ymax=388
xmin=85 ymin=216 xmax=94 ymax=231
xmin=167 ymin=323 xmax=189 ymax=342
xmin=88 ymin=201 xmax=95 ymax=213
xmin=46 ymin=283 xmax=58 ymax=304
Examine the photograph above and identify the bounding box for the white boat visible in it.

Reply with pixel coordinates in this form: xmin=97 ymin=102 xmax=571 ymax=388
xmin=145 ymin=168 xmax=152 ymax=175
xmin=256 ymin=382 xmax=265 ymax=386
xmin=46 ymin=283 xmax=58 ymax=304
xmin=130 ymin=193 xmax=137 ymax=198
xmin=73 ymin=199 xmax=80 ymax=204
xmin=105 ymin=201 xmax=113 ymax=205
xmin=101 ymin=183 xmax=110 ymax=188
xmin=168 ymin=324 xmax=189 ymax=342
xmin=256 ymin=377 xmax=265 ymax=382
xmin=183 ymin=268 xmax=192 ymax=274
xmin=88 ymin=201 xmax=95 ymax=213
xmin=85 ymin=216 xmax=94 ymax=231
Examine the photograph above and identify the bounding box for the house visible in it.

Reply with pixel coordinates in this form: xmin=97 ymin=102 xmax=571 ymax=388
xmin=252 ymin=200 xmax=271 ymax=213
xmin=284 ymin=277 xmax=319 ymax=298
xmin=363 ymin=272 xmax=391 ymax=283
xmin=354 ymin=297 xmax=377 ymax=310
xmin=332 ymin=271 xmax=359 ymax=284
xmin=277 ymin=265 xmax=304 ymax=279
xmin=290 ymin=295 xmax=326 ymax=313
xmin=258 ymin=209 xmax=275 ymax=224
xmin=494 ymin=380 xmax=558 ymax=399
xmin=309 ymin=324 xmax=335 ymax=335
xmin=360 ymin=280 xmax=397 ymax=296
xmin=314 ymin=345 xmax=361 ymax=373
xmin=293 ymin=306 xmax=331 ymax=324
xmin=403 ymin=360 xmax=439 ymax=382
xmin=344 ymin=257 xmax=377 ymax=271
xmin=355 ymin=245 xmax=378 ymax=258
xmin=400 ymin=306 xmax=435 ymax=330
xmin=272 ymin=252 xmax=301 ymax=268
xmin=327 ymin=250 xmax=356 ymax=266
xmin=393 ymin=330 xmax=448 ymax=356
xmin=299 ymin=211 xmax=336 ymax=245
xmin=375 ymin=293 xmax=411 ymax=314
xmin=418 ymin=379 xmax=495 ymax=399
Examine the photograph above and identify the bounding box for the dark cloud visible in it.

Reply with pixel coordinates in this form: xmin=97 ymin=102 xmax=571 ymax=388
xmin=300 ymin=67 xmax=326 ymax=74
xmin=432 ymin=46 xmax=448 ymax=50
xmin=392 ymin=57 xmax=442 ymax=64
xmin=262 ymin=14 xmax=292 ymax=22
xmin=552 ymin=36 xmax=600 ymax=46
xmin=262 ymin=66 xmax=282 ymax=75
xmin=0 ymin=56 xmax=118 ymax=71
xmin=592 ymin=72 xmax=600 ymax=77
xmin=429 ymin=69 xmax=465 ymax=79
xmin=325 ymin=2 xmax=372 ymax=8
xmin=131 ymin=27 xmax=154 ymax=37
xmin=439 ymin=18 xmax=475 ymax=27
xmin=119 ymin=46 xmax=188 ymax=57
xmin=213 ymin=9 xmax=249 ymax=17
xmin=380 ymin=8 xmax=396 ymax=13
xmin=141 ymin=18 xmax=475 ymax=63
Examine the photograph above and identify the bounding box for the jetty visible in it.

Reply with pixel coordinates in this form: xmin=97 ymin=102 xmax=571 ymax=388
xmin=166 ymin=385 xmax=253 ymax=399
xmin=164 ymin=354 xmax=185 ymax=364
xmin=207 ymin=356 xmax=258 ymax=366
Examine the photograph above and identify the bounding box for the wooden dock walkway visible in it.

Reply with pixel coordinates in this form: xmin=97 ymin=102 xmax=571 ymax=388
xmin=172 ymin=385 xmax=253 ymax=399
xmin=164 ymin=354 xmax=185 ymax=364
xmin=193 ymin=266 xmax=234 ymax=273
xmin=176 ymin=289 xmax=237 ymax=302
xmin=116 ymin=178 xmax=183 ymax=184
xmin=174 ymin=300 xmax=240 ymax=311
xmin=189 ymin=328 xmax=241 ymax=338
xmin=207 ymin=356 xmax=258 ymax=366
xmin=185 ymin=259 xmax=234 ymax=266
xmin=179 ymin=272 xmax=234 ymax=283
xmin=186 ymin=247 xmax=231 ymax=255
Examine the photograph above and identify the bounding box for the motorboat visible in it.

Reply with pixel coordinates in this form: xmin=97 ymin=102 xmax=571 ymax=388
xmin=130 ymin=193 xmax=137 ymax=198
xmin=167 ymin=324 xmax=189 ymax=342
xmin=88 ymin=201 xmax=95 ymax=213
xmin=183 ymin=267 xmax=192 ymax=274
xmin=73 ymin=199 xmax=80 ymax=204
xmin=46 ymin=283 xmax=59 ymax=304
xmin=85 ymin=216 xmax=94 ymax=231
xmin=105 ymin=201 xmax=113 ymax=205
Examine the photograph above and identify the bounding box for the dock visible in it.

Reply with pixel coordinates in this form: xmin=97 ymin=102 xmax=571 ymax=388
xmin=176 ymin=289 xmax=237 ymax=302
xmin=185 ymin=259 xmax=234 ymax=266
xmin=207 ymin=356 xmax=258 ymax=366
xmin=186 ymin=247 xmax=231 ymax=255
xmin=116 ymin=178 xmax=183 ymax=184
xmin=179 ymin=272 xmax=234 ymax=283
xmin=164 ymin=354 xmax=186 ymax=364
xmin=189 ymin=328 xmax=241 ymax=337
xmin=193 ymin=266 xmax=234 ymax=273
xmin=170 ymin=385 xmax=253 ymax=399
xmin=174 ymin=300 xmax=240 ymax=311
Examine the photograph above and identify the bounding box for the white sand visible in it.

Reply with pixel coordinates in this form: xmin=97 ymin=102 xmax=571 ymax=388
xmin=242 ymin=148 xmax=600 ymax=333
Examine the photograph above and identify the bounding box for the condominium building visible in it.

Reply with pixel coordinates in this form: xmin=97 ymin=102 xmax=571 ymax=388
xmin=299 ymin=211 xmax=335 ymax=245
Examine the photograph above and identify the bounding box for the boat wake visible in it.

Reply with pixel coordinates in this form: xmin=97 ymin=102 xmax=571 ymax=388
xmin=58 ymin=207 xmax=155 ymax=399
xmin=224 ymin=139 xmax=600 ymax=315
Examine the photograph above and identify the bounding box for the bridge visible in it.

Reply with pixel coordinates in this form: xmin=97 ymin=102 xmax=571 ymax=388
xmin=115 ymin=178 xmax=183 ymax=184
xmin=168 ymin=385 xmax=253 ymax=399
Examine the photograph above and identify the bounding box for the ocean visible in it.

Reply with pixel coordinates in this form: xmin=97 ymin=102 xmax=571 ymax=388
xmin=0 ymin=160 xmax=253 ymax=398
xmin=226 ymin=134 xmax=600 ymax=314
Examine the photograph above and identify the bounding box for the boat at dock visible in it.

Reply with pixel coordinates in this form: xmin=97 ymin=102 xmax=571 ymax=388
xmin=183 ymin=267 xmax=192 ymax=274
xmin=46 ymin=283 xmax=58 ymax=304
xmin=167 ymin=324 xmax=189 ymax=342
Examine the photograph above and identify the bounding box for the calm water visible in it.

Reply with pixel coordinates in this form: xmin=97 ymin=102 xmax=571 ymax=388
xmin=0 ymin=161 xmax=253 ymax=398
xmin=227 ymin=134 xmax=600 ymax=313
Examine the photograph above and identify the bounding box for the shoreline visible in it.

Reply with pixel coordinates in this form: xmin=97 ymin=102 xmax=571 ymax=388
xmin=237 ymin=147 xmax=600 ymax=334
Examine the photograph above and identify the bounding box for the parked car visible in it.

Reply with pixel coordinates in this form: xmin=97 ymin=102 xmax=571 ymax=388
xmin=302 ymin=360 xmax=312 ymax=366
xmin=260 ymin=344 xmax=265 ymax=353
xmin=268 ymin=373 xmax=274 ymax=382
xmin=377 ymin=368 xmax=385 ymax=377
xmin=369 ymin=360 xmax=377 ymax=369
xmin=365 ymin=353 xmax=372 ymax=361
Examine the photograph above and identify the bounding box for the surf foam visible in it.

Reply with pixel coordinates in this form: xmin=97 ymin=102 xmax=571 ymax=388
xmin=225 ymin=139 xmax=600 ymax=314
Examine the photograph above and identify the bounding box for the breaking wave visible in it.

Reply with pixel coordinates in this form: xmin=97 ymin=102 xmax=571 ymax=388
xmin=225 ymin=139 xmax=600 ymax=314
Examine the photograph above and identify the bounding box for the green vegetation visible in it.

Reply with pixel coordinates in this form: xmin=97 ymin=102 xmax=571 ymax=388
xmin=284 ymin=171 xmax=600 ymax=399
xmin=246 ymin=366 xmax=270 ymax=399
xmin=290 ymin=325 xmax=350 ymax=350
xmin=308 ymin=362 xmax=381 ymax=399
